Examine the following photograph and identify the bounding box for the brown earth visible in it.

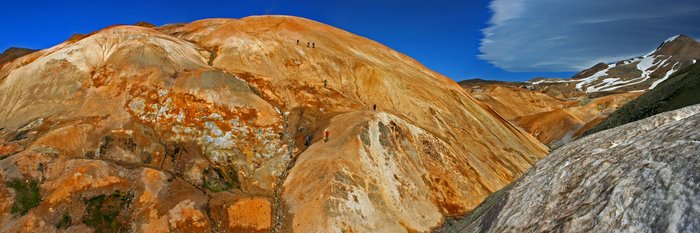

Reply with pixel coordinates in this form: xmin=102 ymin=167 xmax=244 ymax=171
xmin=0 ymin=47 xmax=35 ymax=70
xmin=463 ymin=84 xmax=577 ymax=120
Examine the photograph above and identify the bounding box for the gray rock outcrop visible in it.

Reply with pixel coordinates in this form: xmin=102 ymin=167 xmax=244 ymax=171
xmin=442 ymin=104 xmax=700 ymax=233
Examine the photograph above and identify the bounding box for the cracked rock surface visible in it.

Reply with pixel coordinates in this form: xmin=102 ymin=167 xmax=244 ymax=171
xmin=441 ymin=104 xmax=700 ymax=233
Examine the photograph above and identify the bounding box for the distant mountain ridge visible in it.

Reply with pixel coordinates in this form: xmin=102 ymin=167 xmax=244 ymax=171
xmin=532 ymin=34 xmax=700 ymax=94
xmin=443 ymin=35 xmax=700 ymax=233
xmin=582 ymin=62 xmax=700 ymax=136
xmin=458 ymin=34 xmax=699 ymax=148
xmin=0 ymin=47 xmax=35 ymax=68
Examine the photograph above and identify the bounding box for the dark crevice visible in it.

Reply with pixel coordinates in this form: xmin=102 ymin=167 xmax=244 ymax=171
xmin=271 ymin=107 xmax=299 ymax=233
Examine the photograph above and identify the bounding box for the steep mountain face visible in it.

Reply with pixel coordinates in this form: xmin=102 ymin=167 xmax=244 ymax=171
xmin=0 ymin=47 xmax=35 ymax=69
xmin=584 ymin=62 xmax=700 ymax=136
xmin=441 ymin=104 xmax=700 ymax=233
xmin=462 ymin=83 xmax=577 ymax=121
xmin=514 ymin=92 xmax=641 ymax=147
xmin=0 ymin=16 xmax=547 ymax=232
xmin=533 ymin=34 xmax=700 ymax=95
xmin=460 ymin=81 xmax=639 ymax=147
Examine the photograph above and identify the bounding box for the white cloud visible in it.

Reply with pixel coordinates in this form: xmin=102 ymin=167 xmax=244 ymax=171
xmin=480 ymin=0 xmax=700 ymax=72
xmin=488 ymin=0 xmax=525 ymax=25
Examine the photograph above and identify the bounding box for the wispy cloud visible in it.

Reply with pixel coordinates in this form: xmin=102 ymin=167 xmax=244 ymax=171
xmin=480 ymin=0 xmax=700 ymax=72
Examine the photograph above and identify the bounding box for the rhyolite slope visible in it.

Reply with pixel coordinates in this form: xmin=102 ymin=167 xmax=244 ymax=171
xmin=0 ymin=16 xmax=547 ymax=232
xmin=460 ymin=80 xmax=640 ymax=148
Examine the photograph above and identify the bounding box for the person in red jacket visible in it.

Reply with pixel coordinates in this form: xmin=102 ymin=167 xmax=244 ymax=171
xmin=324 ymin=130 xmax=330 ymax=142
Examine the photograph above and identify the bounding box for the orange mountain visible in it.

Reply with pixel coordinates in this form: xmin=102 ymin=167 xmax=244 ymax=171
xmin=0 ymin=16 xmax=547 ymax=232
xmin=461 ymin=81 xmax=641 ymax=147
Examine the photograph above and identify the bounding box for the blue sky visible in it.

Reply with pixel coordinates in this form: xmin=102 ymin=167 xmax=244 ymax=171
xmin=482 ymin=0 xmax=700 ymax=72
xmin=2 ymin=1 xmax=698 ymax=81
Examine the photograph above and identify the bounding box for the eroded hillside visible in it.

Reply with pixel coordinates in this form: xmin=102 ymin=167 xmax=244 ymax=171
xmin=461 ymin=82 xmax=640 ymax=147
xmin=0 ymin=16 xmax=547 ymax=232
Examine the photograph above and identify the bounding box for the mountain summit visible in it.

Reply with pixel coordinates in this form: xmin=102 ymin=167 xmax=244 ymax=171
xmin=0 ymin=47 xmax=35 ymax=69
xmin=653 ymin=34 xmax=700 ymax=57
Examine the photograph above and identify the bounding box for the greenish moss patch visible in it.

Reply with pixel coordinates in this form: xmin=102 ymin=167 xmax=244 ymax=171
xmin=56 ymin=214 xmax=72 ymax=229
xmin=82 ymin=190 xmax=133 ymax=233
xmin=7 ymin=179 xmax=41 ymax=216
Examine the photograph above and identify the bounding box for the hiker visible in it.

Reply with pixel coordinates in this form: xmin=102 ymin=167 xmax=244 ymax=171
xmin=38 ymin=163 xmax=45 ymax=182
xmin=296 ymin=39 xmax=299 ymax=45
xmin=304 ymin=135 xmax=312 ymax=146
xmin=312 ymin=42 xmax=315 ymax=48
xmin=324 ymin=130 xmax=330 ymax=142
xmin=373 ymin=104 xmax=377 ymax=111
xmin=307 ymin=42 xmax=310 ymax=48
xmin=323 ymin=79 xmax=328 ymax=87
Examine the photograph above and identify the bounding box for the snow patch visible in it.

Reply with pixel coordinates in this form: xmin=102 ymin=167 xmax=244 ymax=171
xmin=585 ymin=78 xmax=620 ymax=92
xmin=581 ymin=55 xmax=676 ymax=92
xmin=576 ymin=63 xmax=616 ymax=91
xmin=649 ymin=63 xmax=679 ymax=89
xmin=599 ymin=76 xmax=648 ymax=92
xmin=637 ymin=55 xmax=657 ymax=72
xmin=664 ymin=35 xmax=681 ymax=43
xmin=530 ymin=79 xmax=577 ymax=85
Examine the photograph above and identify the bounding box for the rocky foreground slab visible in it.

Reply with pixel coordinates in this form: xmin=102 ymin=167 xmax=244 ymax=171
xmin=441 ymin=104 xmax=700 ymax=232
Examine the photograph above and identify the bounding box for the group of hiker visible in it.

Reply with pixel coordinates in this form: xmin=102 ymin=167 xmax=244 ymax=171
xmin=304 ymin=130 xmax=330 ymax=146
xmin=296 ymin=39 xmax=315 ymax=48
xmin=301 ymin=104 xmax=378 ymax=148
xmin=288 ymin=43 xmax=384 ymax=148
